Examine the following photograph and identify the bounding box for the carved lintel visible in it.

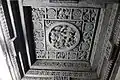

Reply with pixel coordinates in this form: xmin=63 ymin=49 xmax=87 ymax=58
xmin=26 ymin=69 xmax=97 ymax=79
xmin=31 ymin=60 xmax=91 ymax=71
xmin=22 ymin=76 xmax=69 ymax=80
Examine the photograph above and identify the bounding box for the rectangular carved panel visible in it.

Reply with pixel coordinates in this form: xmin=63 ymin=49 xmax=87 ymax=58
xmin=31 ymin=60 xmax=91 ymax=71
xmin=26 ymin=69 xmax=97 ymax=79
xmin=32 ymin=7 xmax=100 ymax=61
xmin=22 ymin=76 xmax=69 ymax=80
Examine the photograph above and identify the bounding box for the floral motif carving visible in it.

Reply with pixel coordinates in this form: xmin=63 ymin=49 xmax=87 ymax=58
xmin=83 ymin=32 xmax=93 ymax=42
xmin=77 ymin=51 xmax=88 ymax=60
xmin=46 ymin=8 xmax=56 ymax=19
xmin=57 ymin=8 xmax=71 ymax=19
xmin=33 ymin=21 xmax=43 ymax=29
xmin=36 ymin=50 xmax=47 ymax=59
xmin=72 ymin=8 xmax=82 ymax=20
xmin=47 ymin=22 xmax=80 ymax=51
xmin=32 ymin=8 xmax=45 ymax=21
xmin=32 ymin=7 xmax=99 ymax=60
xmin=82 ymin=9 xmax=98 ymax=22
xmin=34 ymin=28 xmax=45 ymax=50
xmin=34 ymin=29 xmax=44 ymax=41
xmin=32 ymin=8 xmax=45 ymax=52
xmin=84 ymin=23 xmax=94 ymax=32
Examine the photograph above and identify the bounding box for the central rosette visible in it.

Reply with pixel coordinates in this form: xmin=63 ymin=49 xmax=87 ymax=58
xmin=47 ymin=22 xmax=80 ymax=51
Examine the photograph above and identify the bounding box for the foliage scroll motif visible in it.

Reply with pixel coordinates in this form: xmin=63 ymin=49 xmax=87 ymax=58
xmin=32 ymin=7 xmax=99 ymax=60
xmin=47 ymin=22 xmax=80 ymax=51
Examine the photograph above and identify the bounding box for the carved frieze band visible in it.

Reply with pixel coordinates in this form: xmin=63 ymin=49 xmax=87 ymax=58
xmin=25 ymin=70 xmax=97 ymax=79
xmin=97 ymin=4 xmax=119 ymax=79
xmin=32 ymin=7 xmax=99 ymax=60
xmin=104 ymin=41 xmax=113 ymax=60
xmin=102 ymin=4 xmax=118 ymax=64
xmin=0 ymin=4 xmax=21 ymax=80
xmin=112 ymin=12 xmax=120 ymax=44
xmin=22 ymin=76 xmax=69 ymax=80
xmin=31 ymin=60 xmax=91 ymax=71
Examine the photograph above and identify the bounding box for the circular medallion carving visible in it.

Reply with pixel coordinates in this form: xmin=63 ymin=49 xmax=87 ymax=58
xmin=47 ymin=8 xmax=56 ymax=19
xmin=72 ymin=9 xmax=82 ymax=20
xmin=47 ymin=22 xmax=80 ymax=51
xmin=84 ymin=23 xmax=94 ymax=32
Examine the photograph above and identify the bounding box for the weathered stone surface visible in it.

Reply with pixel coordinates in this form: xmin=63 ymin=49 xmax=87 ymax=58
xmin=2 ymin=0 xmax=120 ymax=80
xmin=23 ymin=0 xmax=119 ymax=8
xmin=23 ymin=69 xmax=97 ymax=79
xmin=22 ymin=76 xmax=98 ymax=80
xmin=46 ymin=22 xmax=80 ymax=51
xmin=22 ymin=76 xmax=69 ymax=80
xmin=32 ymin=7 xmax=100 ymax=61
xmin=23 ymin=0 xmax=104 ymax=8
xmin=31 ymin=60 xmax=91 ymax=71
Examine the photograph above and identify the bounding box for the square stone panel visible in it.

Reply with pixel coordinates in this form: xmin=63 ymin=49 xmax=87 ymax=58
xmin=32 ymin=7 xmax=100 ymax=61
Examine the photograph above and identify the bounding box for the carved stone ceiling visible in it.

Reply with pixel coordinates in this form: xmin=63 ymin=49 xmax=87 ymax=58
xmin=32 ymin=7 xmax=100 ymax=61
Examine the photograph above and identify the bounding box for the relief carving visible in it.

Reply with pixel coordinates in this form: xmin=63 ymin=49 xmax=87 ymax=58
xmin=83 ymin=9 xmax=98 ymax=22
xmin=0 ymin=4 xmax=21 ymax=80
xmin=57 ymin=8 xmax=71 ymax=19
xmin=34 ymin=29 xmax=45 ymax=50
xmin=32 ymin=8 xmax=45 ymax=21
xmin=22 ymin=76 xmax=69 ymax=80
xmin=26 ymin=70 xmax=96 ymax=78
xmin=22 ymin=77 xmax=55 ymax=80
xmin=72 ymin=8 xmax=82 ymax=20
xmin=36 ymin=50 xmax=47 ymax=59
xmin=32 ymin=60 xmax=90 ymax=71
xmin=32 ymin=7 xmax=99 ymax=60
xmin=47 ymin=22 xmax=80 ymax=51
xmin=47 ymin=8 xmax=56 ymax=19
xmin=83 ymin=23 xmax=94 ymax=32
xmin=32 ymin=8 xmax=45 ymax=51
xmin=104 ymin=41 xmax=113 ymax=60
xmin=112 ymin=13 xmax=120 ymax=43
